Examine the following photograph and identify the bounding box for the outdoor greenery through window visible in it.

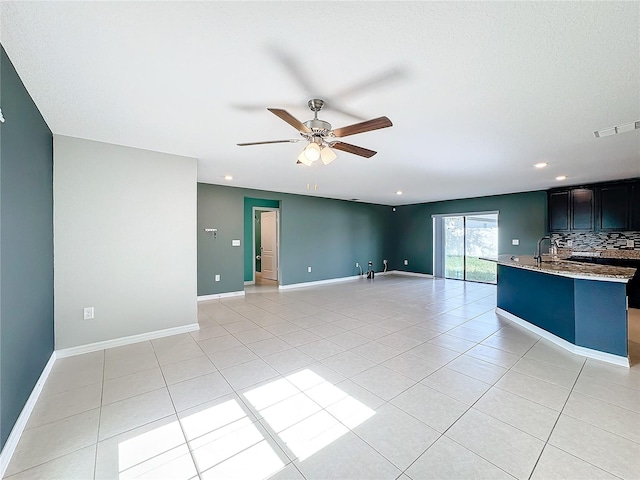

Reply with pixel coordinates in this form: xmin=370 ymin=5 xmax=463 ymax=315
xmin=444 ymin=213 xmax=498 ymax=283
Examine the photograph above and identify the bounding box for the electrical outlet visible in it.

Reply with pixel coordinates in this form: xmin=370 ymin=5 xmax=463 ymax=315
xmin=355 ymin=262 xmax=359 ymax=267
xmin=215 ymin=274 xmax=220 ymax=282
xmin=307 ymin=266 xmax=312 ymax=273
xmin=404 ymin=259 xmax=408 ymax=265
xmin=567 ymin=240 xmax=573 ymax=247
xmin=627 ymin=239 xmax=635 ymax=248
xmin=83 ymin=307 xmax=94 ymax=320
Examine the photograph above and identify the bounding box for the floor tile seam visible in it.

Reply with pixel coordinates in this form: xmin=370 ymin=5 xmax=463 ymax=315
xmin=558 ymin=409 xmax=640 ymax=446
xmin=102 ymin=364 xmax=171 ymax=393
xmin=426 ymin=433 xmax=519 ymax=480
xmin=36 ymin=378 xmax=105 ymax=403
xmin=398 ymin=432 xmax=448 ymax=480
xmin=94 ymin=349 xmax=106 ymax=479
xmin=423 ymin=360 xmax=500 ymax=389
xmin=186 ymin=419 xmax=273 ymax=477
xmin=162 ymin=364 xmax=226 ymax=389
xmin=348 ymin=426 xmax=424 ymax=475
xmin=529 ymin=359 xmax=588 ymax=478
xmin=4 ymin=439 xmax=99 ymax=479
xmin=576 ymin=371 xmax=640 ymax=395
xmin=160 ymin=340 xmax=211 ymax=480
xmin=504 ymin=363 xmax=577 ymax=393
xmin=205 ymin=350 xmax=260 ymax=371
xmin=535 ymin=443 xmax=628 ymax=480
xmin=570 ymin=388 xmax=640 ymax=416
xmin=25 ymin=402 xmax=103 ymax=431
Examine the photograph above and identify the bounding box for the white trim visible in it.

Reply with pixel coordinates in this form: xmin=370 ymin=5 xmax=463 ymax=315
xmin=251 ymin=206 xmax=280 ymax=284
xmin=279 ymin=275 xmax=363 ymax=290
xmin=55 ymin=323 xmax=200 ymax=359
xmin=197 ymin=291 xmax=245 ymax=301
xmin=495 ymin=307 xmax=629 ymax=367
xmin=389 ymin=270 xmax=435 ymax=278
xmin=0 ymin=352 xmax=56 ymax=478
xmin=244 ymin=281 xmax=255 ymax=286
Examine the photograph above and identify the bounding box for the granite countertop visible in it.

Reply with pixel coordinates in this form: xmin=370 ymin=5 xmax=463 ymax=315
xmin=483 ymin=255 xmax=637 ymax=283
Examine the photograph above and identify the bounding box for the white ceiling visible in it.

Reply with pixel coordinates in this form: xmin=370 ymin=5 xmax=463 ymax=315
xmin=2 ymin=1 xmax=639 ymax=205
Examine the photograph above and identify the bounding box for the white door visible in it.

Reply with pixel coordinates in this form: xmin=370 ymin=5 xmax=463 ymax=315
xmin=260 ymin=211 xmax=278 ymax=281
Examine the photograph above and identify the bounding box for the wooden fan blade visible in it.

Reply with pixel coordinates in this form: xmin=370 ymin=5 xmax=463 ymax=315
xmin=237 ymin=139 xmax=301 ymax=146
xmin=267 ymin=108 xmax=311 ymax=133
xmin=330 ymin=141 xmax=377 ymax=158
xmin=332 ymin=116 xmax=393 ymax=138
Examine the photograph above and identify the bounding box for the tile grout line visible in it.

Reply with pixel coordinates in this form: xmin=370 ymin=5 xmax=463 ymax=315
xmin=92 ymin=349 xmax=106 ymax=480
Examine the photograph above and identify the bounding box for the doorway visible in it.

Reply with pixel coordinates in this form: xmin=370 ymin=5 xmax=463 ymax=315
xmin=434 ymin=212 xmax=499 ymax=284
xmin=252 ymin=207 xmax=279 ymax=286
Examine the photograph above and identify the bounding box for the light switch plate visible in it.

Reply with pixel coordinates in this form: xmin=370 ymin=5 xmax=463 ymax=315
xmin=215 ymin=274 xmax=220 ymax=282
xmin=567 ymin=240 xmax=573 ymax=247
xmin=232 ymin=239 xmax=240 ymax=246
xmin=307 ymin=266 xmax=312 ymax=273
xmin=627 ymin=239 xmax=635 ymax=248
xmin=512 ymin=239 xmax=519 ymax=246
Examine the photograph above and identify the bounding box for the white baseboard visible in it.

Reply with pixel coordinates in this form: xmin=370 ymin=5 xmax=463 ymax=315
xmin=279 ymin=275 xmax=362 ymax=290
xmin=0 ymin=352 xmax=56 ymax=478
xmin=56 ymin=323 xmax=200 ymax=359
xmin=389 ymin=270 xmax=435 ymax=278
xmin=197 ymin=291 xmax=245 ymax=301
xmin=244 ymin=281 xmax=255 ymax=286
xmin=495 ymin=308 xmax=629 ymax=367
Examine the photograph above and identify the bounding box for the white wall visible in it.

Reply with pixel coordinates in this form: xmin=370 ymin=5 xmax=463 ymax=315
xmin=54 ymin=136 xmax=197 ymax=349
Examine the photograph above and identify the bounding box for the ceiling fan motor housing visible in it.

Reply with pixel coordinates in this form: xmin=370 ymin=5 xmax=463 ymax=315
xmin=303 ymin=118 xmax=332 ymax=138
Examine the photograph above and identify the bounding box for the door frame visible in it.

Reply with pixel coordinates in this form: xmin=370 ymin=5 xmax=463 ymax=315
xmin=251 ymin=206 xmax=280 ymax=284
xmin=432 ymin=210 xmax=499 ymax=281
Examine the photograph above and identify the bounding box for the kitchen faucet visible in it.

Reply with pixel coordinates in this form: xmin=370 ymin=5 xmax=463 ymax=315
xmin=534 ymin=236 xmax=552 ymax=264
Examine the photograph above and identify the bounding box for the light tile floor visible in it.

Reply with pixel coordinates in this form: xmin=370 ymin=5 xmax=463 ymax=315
xmin=4 ymin=275 xmax=640 ymax=480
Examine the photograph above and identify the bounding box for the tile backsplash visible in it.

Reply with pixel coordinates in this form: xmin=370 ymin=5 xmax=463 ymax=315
xmin=551 ymin=231 xmax=639 ymax=251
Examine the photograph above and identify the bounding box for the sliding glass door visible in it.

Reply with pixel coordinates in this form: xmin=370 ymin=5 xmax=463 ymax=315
xmin=435 ymin=212 xmax=498 ymax=284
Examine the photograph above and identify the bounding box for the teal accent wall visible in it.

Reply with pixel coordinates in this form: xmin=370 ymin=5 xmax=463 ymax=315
xmin=243 ymin=198 xmax=279 ymax=282
xmin=198 ymin=183 xmax=391 ymax=294
xmin=390 ymin=191 xmax=547 ymax=274
xmin=0 ymin=46 xmax=54 ymax=450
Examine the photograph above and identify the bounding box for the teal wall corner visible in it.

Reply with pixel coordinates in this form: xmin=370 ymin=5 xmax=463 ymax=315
xmin=0 ymin=45 xmax=54 ymax=450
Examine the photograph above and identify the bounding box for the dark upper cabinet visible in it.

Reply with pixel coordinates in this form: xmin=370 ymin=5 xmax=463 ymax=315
xmin=571 ymin=188 xmax=594 ymax=230
xmin=548 ymin=188 xmax=594 ymax=231
xmin=632 ymin=182 xmax=640 ymax=230
xmin=549 ymin=179 xmax=640 ymax=233
xmin=597 ymin=184 xmax=630 ymax=231
xmin=549 ymin=191 xmax=570 ymax=231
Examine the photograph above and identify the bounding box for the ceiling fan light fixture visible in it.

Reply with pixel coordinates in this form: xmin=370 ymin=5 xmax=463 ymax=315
xmin=320 ymin=146 xmax=337 ymax=165
xmin=297 ymin=150 xmax=313 ymax=166
xmin=303 ymin=142 xmax=321 ymax=162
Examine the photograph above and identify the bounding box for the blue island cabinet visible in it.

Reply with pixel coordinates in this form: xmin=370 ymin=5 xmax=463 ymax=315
xmin=496 ymin=264 xmax=628 ymax=361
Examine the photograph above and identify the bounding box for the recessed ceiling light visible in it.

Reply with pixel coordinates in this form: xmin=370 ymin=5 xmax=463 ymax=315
xmin=556 ymin=175 xmax=567 ymax=181
xmin=224 ymin=175 xmax=233 ymax=181
xmin=533 ymin=162 xmax=548 ymax=169
xmin=396 ymin=190 xmax=403 ymax=195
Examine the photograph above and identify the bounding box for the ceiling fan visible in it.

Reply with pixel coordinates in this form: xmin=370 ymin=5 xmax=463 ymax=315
xmin=237 ymin=99 xmax=392 ymax=166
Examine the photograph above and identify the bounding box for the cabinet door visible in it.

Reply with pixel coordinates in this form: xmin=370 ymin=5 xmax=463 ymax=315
xmin=598 ymin=184 xmax=630 ymax=231
xmin=631 ymin=182 xmax=640 ymax=230
xmin=549 ymin=191 xmax=570 ymax=231
xmin=571 ymin=188 xmax=594 ymax=230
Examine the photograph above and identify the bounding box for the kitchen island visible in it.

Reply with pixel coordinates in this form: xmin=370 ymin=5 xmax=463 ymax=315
xmin=488 ymin=255 xmax=636 ymax=366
